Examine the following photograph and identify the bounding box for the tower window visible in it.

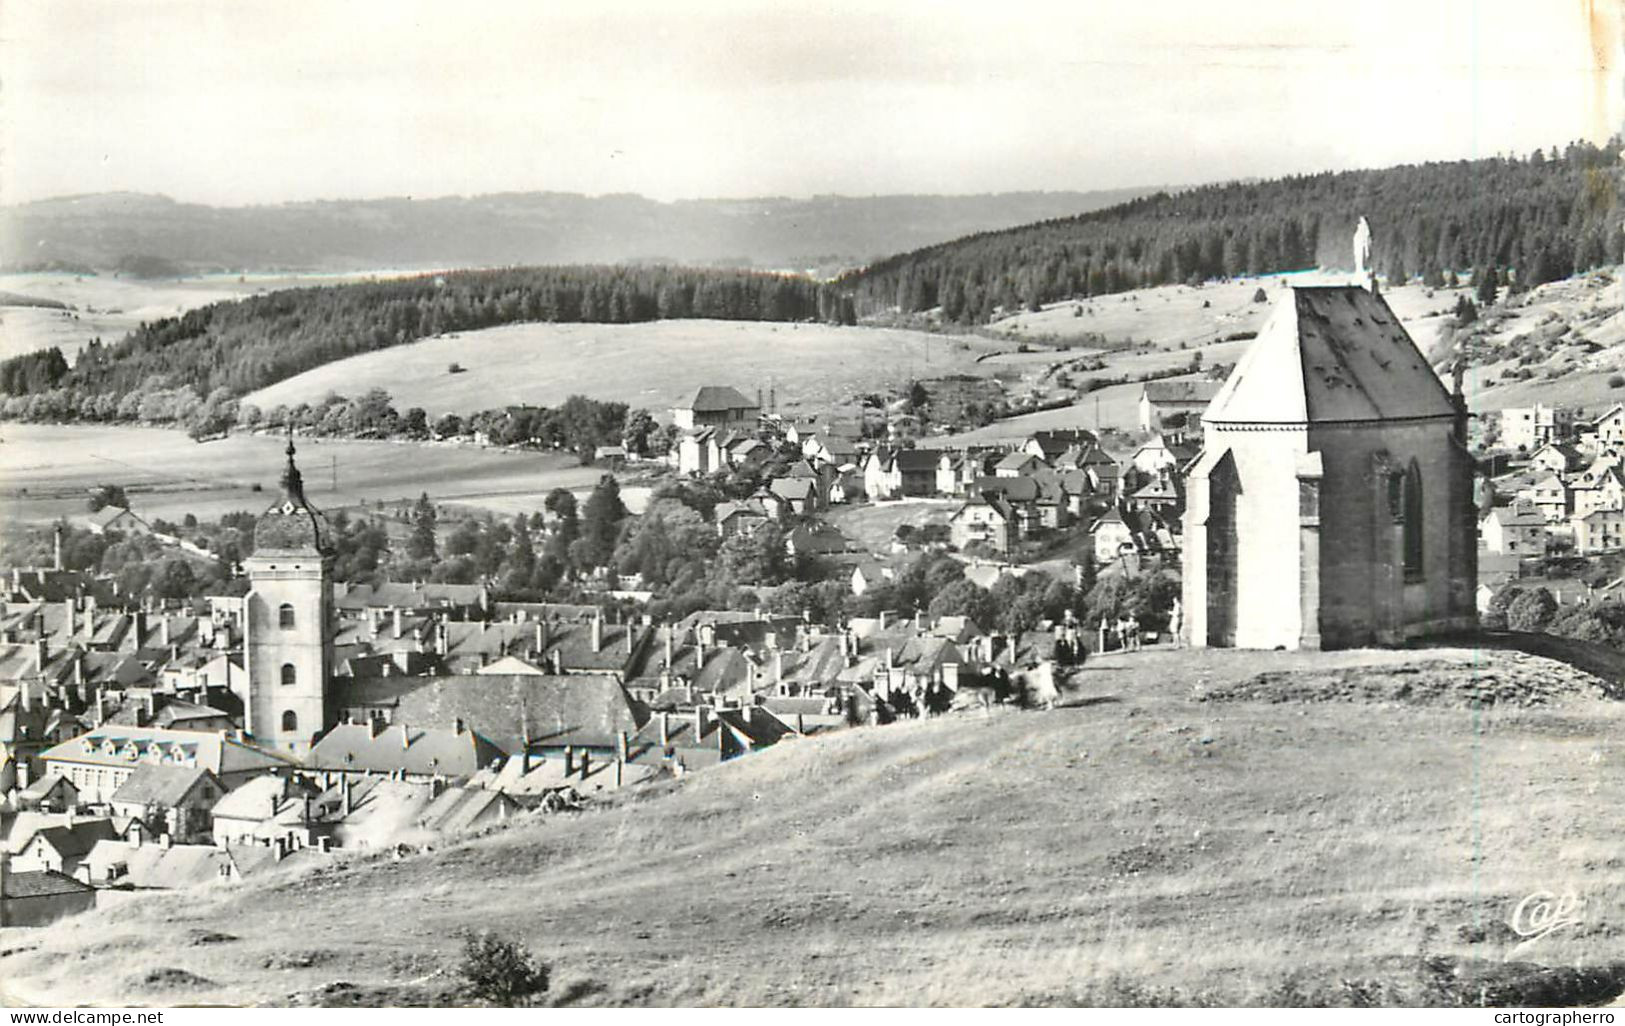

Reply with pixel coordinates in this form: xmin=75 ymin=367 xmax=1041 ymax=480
xmin=278 ymin=603 xmax=296 ymax=629
xmin=281 ymin=710 xmax=298 ymax=732
xmin=280 ymin=663 xmax=297 ymax=687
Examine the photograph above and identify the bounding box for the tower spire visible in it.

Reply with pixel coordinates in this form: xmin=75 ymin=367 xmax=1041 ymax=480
xmin=281 ymin=426 xmax=306 ymax=503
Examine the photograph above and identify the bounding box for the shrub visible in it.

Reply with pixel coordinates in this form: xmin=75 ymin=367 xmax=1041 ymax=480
xmin=448 ymin=362 xmax=466 ymax=374
xmin=457 ymin=930 xmax=550 ymax=1006
xmin=1506 ymin=587 xmax=1557 ymax=632
xmin=1609 ymin=373 xmax=1624 ymax=389
xmin=1252 ymin=288 xmax=1268 ymax=303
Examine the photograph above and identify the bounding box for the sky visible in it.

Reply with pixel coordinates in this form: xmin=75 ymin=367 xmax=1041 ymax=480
xmin=0 ymin=0 xmax=1617 ymax=207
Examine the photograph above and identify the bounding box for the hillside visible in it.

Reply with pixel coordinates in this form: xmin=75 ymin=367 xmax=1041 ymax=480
xmin=244 ymin=320 xmax=995 ymax=420
xmin=839 ymin=143 xmax=1622 ymax=324
xmin=0 ymin=189 xmax=1154 ymax=278
xmin=6 ymin=646 xmax=1624 ymax=1007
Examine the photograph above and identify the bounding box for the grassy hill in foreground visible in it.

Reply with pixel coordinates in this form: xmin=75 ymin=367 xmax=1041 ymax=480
xmin=6 ymin=646 xmax=1625 ymax=1007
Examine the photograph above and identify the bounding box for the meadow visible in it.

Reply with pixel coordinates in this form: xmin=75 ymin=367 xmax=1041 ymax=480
xmin=0 ymin=422 xmax=608 ymax=537
xmin=5 ymin=644 xmax=1622 ymax=1007
xmin=244 ymin=320 xmax=998 ymax=421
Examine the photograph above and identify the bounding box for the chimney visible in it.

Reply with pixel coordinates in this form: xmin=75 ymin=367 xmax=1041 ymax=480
xmin=73 ymin=652 xmax=84 ymax=686
xmin=130 ymin=825 xmax=143 ymax=849
xmin=64 ymin=599 xmax=76 ymax=639
xmin=625 ymin=623 xmax=634 ymax=654
xmin=131 ymin=610 xmax=147 ymax=651
xmin=400 ymin=724 xmax=411 ymax=750
xmin=535 ymin=620 xmax=547 ymax=655
xmin=564 ymin=746 xmax=575 ymax=776
xmin=590 ymin=614 xmax=603 ymax=653
xmin=341 ymin=775 xmax=353 ymax=817
xmin=765 ymin=630 xmax=777 ymax=650
xmin=616 ymin=731 xmax=628 ymax=764
xmin=885 ymin=647 xmax=894 ymax=670
xmin=695 ymin=706 xmax=708 ymax=737
xmin=659 ymin=712 xmax=670 ymax=746
xmin=773 ymin=649 xmax=784 ymax=683
xmin=270 ymin=792 xmax=280 ymax=819
xmin=33 ymin=637 xmax=47 ymax=673
xmin=53 ymin=524 xmax=63 ymax=571
xmin=159 ymin=832 xmax=172 ymax=850
xmin=664 ymin=627 xmax=674 ymax=668
xmin=159 ymin=616 xmax=170 ymax=647
xmin=879 ymin=610 xmax=890 ymax=630
xmin=578 ymin=750 xmax=591 ymax=779
xmin=303 ymin=794 xmax=312 ymax=826
xmin=392 ymin=607 xmax=404 ymax=639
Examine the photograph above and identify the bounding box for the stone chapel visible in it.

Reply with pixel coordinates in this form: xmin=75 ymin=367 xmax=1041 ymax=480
xmin=1182 ymin=280 xmax=1478 ymax=649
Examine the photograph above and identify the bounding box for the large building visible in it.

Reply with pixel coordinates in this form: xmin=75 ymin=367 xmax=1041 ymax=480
xmin=239 ymin=437 xmax=335 ymax=752
xmin=1182 ymin=285 xmax=1477 ymax=650
xmin=671 ymin=386 xmax=760 ymax=433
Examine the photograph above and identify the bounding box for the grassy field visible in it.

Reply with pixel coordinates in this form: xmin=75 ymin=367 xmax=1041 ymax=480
xmin=826 ymin=498 xmax=960 ymax=552
xmin=0 ymin=422 xmax=607 ymax=534
xmin=244 ymin=320 xmax=999 ymax=421
xmin=5 ymin=644 xmax=1623 ymax=1007
xmin=0 ymin=270 xmax=422 ymax=365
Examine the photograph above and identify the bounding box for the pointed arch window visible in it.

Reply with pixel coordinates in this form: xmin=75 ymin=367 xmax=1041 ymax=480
xmin=281 ymin=710 xmax=298 ymax=732
xmin=1402 ymin=459 xmax=1424 ymax=579
xmin=280 ymin=663 xmax=297 ymax=687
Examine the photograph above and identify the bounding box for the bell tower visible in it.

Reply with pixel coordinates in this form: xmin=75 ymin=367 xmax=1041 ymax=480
xmin=241 ymin=433 xmax=334 ymax=753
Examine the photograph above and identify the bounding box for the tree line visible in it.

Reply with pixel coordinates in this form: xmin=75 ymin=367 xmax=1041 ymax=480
xmin=837 ymin=140 xmax=1624 ymax=323
xmin=0 ymin=263 xmax=857 ymax=409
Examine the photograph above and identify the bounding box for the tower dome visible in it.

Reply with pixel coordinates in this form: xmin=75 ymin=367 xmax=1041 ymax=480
xmin=253 ymin=433 xmax=332 ymax=556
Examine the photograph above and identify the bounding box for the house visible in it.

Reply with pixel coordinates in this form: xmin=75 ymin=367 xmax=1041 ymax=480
xmin=0 ymin=862 xmax=97 ymax=927
xmin=1479 ymin=502 xmax=1547 ymax=556
xmin=1575 ymin=466 xmax=1625 ymax=518
xmin=108 ymin=764 xmax=225 ymax=843
xmin=414 ymin=785 xmax=522 ymax=835
xmin=1139 ymin=380 xmax=1222 ymax=434
xmin=1522 ymin=473 xmax=1573 ymax=523
xmin=1573 ymin=509 xmax=1625 ymax=554
xmin=676 ymin=429 xmax=720 ymax=476
xmin=11 ymin=819 xmax=119 ymax=876
xmin=715 ymin=498 xmax=770 ymax=538
xmin=950 ymin=494 xmax=1017 ymax=554
xmin=1022 ymin=430 xmax=1096 ymax=463
xmin=1499 ymin=403 xmax=1574 ymax=452
xmin=1591 ymin=404 xmax=1625 ymax=450
xmin=305 ymin=721 xmax=506 ymax=780
xmin=1090 ymin=508 xmax=1140 ymax=564
xmin=1077 ymin=445 xmax=1122 ymax=500
xmin=1183 ymin=283 xmax=1477 ymax=650
xmin=1527 ymin=442 xmax=1584 ymax=478
xmin=73 ymin=506 xmax=152 ymax=537
xmin=333 ymin=673 xmax=647 ymax=762
xmin=208 ymin=773 xmax=324 ymax=847
xmin=767 ymin=477 xmax=821 ymax=518
xmin=863 ymin=449 xmax=902 ymax=500
xmin=894 ymin=450 xmax=939 ymax=496
xmin=995 ymin=452 xmax=1046 ymax=479
xmin=17 ymin=773 xmax=78 ymax=813
xmin=40 ymin=726 xmax=293 ymax=804
xmin=935 ymin=452 xmax=965 ymax=497
xmin=671 ymin=386 xmax=760 ymax=433
xmin=1130 ymin=435 xmax=1197 ymax=476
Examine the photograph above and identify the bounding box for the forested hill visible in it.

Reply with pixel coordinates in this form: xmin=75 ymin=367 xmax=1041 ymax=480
xmin=0 ymin=265 xmax=847 ymax=417
xmin=839 ymin=141 xmax=1624 ymax=323
xmin=0 ymin=188 xmax=1153 ymax=277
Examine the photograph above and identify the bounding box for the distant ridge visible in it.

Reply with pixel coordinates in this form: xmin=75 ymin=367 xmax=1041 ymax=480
xmin=0 ymin=188 xmax=1157 ymax=277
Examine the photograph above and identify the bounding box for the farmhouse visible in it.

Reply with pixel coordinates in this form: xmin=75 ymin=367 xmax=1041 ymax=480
xmin=73 ymin=507 xmax=151 ymax=537
xmin=671 ymin=386 xmax=760 ymax=432
xmin=1183 ymin=284 xmax=1477 ymax=650
xmin=1139 ymin=379 xmax=1222 ymax=434
xmin=1478 ymin=501 xmax=1546 ymax=556
xmin=1499 ymin=402 xmax=1573 ymax=452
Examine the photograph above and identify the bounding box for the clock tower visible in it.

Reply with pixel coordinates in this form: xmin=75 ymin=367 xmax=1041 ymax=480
xmin=241 ymin=434 xmax=334 ymax=753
